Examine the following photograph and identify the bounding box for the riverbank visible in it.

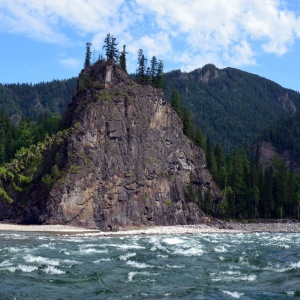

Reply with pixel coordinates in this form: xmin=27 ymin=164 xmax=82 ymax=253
xmin=0 ymin=221 xmax=299 ymax=235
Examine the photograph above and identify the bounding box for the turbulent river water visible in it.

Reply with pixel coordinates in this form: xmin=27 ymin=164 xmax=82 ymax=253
xmin=0 ymin=231 xmax=299 ymax=299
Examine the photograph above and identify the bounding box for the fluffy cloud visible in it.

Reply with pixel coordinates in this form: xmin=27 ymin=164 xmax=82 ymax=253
xmin=1 ymin=0 xmax=300 ymax=70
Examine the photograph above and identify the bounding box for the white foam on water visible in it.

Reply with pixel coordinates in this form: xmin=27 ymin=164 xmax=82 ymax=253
xmin=24 ymin=255 xmax=60 ymax=266
xmin=93 ymin=258 xmax=112 ymax=263
xmin=79 ymin=248 xmax=108 ymax=254
xmin=149 ymin=237 xmax=169 ymax=252
xmin=173 ymin=247 xmax=204 ymax=256
xmin=222 ymin=290 xmax=245 ymax=298
xmin=214 ymin=245 xmax=228 ymax=253
xmin=6 ymin=247 xmax=22 ymax=253
xmin=0 ymin=260 xmax=13 ymax=267
xmin=156 ymin=254 xmax=168 ymax=258
xmin=8 ymin=234 xmax=27 ymax=240
xmin=285 ymin=291 xmax=295 ymax=296
xmin=165 ymin=264 xmax=184 ymax=269
xmin=43 ymin=265 xmax=65 ymax=275
xmin=273 ymin=261 xmax=300 ymax=273
xmin=219 ymin=256 xmax=225 ymax=261
xmin=211 ymin=271 xmax=256 ymax=282
xmin=117 ymin=244 xmax=145 ymax=250
xmin=6 ymin=264 xmax=38 ymax=273
xmin=127 ymin=271 xmax=159 ymax=282
xmin=60 ymin=249 xmax=70 ymax=255
xmin=119 ymin=252 xmax=136 ymax=261
xmin=100 ymin=243 xmax=145 ymax=250
xmin=126 ymin=260 xmax=154 ymax=269
xmin=39 ymin=243 xmax=56 ymax=249
xmin=163 ymin=237 xmax=185 ymax=245
xmin=62 ymin=259 xmax=80 ymax=265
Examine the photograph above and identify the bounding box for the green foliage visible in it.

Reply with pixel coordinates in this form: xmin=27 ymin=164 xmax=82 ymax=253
xmin=119 ymin=45 xmax=128 ymax=73
xmin=135 ymin=50 xmax=164 ymax=87
xmin=0 ymin=187 xmax=13 ymax=203
xmin=260 ymin=111 xmax=300 ymax=161
xmin=103 ymin=34 xmax=119 ymax=62
xmin=77 ymin=73 xmax=93 ymax=93
xmin=84 ymin=42 xmax=92 ymax=68
xmin=42 ymin=164 xmax=62 ymax=189
xmin=0 ymin=79 xmax=76 ymax=121
xmin=0 ymin=126 xmax=74 ymax=202
xmin=163 ymin=65 xmax=300 ymax=153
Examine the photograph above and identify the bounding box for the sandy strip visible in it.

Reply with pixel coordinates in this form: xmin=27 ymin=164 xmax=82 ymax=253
xmin=0 ymin=222 xmax=299 ymax=235
xmin=0 ymin=224 xmax=99 ymax=233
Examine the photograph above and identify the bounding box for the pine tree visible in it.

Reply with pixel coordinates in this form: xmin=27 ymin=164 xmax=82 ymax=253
xmin=150 ymin=56 xmax=158 ymax=84
xmin=84 ymin=42 xmax=92 ymax=68
xmin=119 ymin=45 xmax=128 ymax=73
xmin=103 ymin=34 xmax=119 ymax=62
xmin=170 ymin=90 xmax=183 ymax=117
xmin=155 ymin=59 xmax=164 ymax=88
xmin=136 ymin=49 xmax=147 ymax=84
xmin=0 ymin=129 xmax=6 ymax=164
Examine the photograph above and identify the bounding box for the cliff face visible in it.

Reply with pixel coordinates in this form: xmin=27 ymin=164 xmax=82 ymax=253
xmin=17 ymin=61 xmax=220 ymax=230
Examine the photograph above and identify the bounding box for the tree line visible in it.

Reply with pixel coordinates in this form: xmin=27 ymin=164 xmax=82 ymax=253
xmin=84 ymin=33 xmax=164 ymax=88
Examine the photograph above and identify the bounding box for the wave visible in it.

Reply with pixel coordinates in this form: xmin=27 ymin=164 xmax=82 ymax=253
xmin=126 ymin=260 xmax=154 ymax=269
xmin=43 ymin=265 xmax=65 ymax=275
xmin=211 ymin=271 xmax=257 ymax=282
xmin=6 ymin=264 xmax=38 ymax=273
xmin=119 ymin=252 xmax=136 ymax=261
xmin=162 ymin=237 xmax=185 ymax=245
xmin=222 ymin=290 xmax=245 ymax=298
xmin=214 ymin=245 xmax=228 ymax=253
xmin=127 ymin=271 xmax=160 ymax=282
xmin=24 ymin=255 xmax=60 ymax=266
xmin=93 ymin=258 xmax=112 ymax=263
xmin=173 ymin=247 xmax=205 ymax=256
xmin=78 ymin=248 xmax=108 ymax=254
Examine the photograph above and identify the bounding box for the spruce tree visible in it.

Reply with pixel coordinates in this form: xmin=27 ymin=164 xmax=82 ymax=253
xmin=119 ymin=45 xmax=128 ymax=73
xmin=155 ymin=60 xmax=164 ymax=88
xmin=84 ymin=42 xmax=92 ymax=68
xmin=136 ymin=49 xmax=147 ymax=84
xmin=103 ymin=34 xmax=119 ymax=62
xmin=150 ymin=56 xmax=158 ymax=84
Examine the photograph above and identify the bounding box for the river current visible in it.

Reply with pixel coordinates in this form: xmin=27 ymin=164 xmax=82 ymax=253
xmin=0 ymin=231 xmax=299 ymax=299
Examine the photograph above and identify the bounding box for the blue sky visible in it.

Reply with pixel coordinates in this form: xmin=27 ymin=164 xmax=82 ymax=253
xmin=0 ymin=0 xmax=300 ymax=91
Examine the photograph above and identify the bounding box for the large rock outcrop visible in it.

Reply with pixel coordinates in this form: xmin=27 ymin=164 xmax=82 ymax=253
xmin=3 ymin=61 xmax=221 ymax=230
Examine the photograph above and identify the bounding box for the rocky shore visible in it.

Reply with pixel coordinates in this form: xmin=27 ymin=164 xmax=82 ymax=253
xmin=0 ymin=221 xmax=299 ymax=235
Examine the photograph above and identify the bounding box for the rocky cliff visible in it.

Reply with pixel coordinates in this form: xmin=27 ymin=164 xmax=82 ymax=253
xmin=2 ymin=61 xmax=220 ymax=230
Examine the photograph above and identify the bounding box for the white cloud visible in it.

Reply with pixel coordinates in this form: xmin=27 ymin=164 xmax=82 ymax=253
xmin=1 ymin=0 xmax=300 ymax=71
xmin=58 ymin=57 xmax=81 ymax=69
xmin=0 ymin=0 xmax=125 ymax=43
xmin=135 ymin=0 xmax=300 ymax=68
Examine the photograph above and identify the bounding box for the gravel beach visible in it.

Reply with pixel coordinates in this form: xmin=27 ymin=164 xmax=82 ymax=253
xmin=0 ymin=221 xmax=299 ymax=235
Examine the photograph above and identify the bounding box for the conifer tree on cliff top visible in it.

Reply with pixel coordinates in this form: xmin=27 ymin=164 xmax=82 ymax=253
xmin=119 ymin=45 xmax=128 ymax=73
xmin=103 ymin=33 xmax=119 ymax=62
xmin=84 ymin=42 xmax=92 ymax=68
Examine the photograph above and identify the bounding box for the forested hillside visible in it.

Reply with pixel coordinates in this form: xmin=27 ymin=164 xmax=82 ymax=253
xmin=163 ymin=64 xmax=300 ymax=153
xmin=1 ymin=62 xmax=300 ymax=221
xmin=0 ymin=78 xmax=76 ymax=122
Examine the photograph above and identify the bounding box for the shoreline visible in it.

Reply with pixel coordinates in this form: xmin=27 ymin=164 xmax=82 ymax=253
xmin=0 ymin=221 xmax=300 ymax=235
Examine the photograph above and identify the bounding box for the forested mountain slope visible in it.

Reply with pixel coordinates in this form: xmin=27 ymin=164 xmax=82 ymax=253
xmin=257 ymin=111 xmax=300 ymax=171
xmin=2 ymin=65 xmax=300 ymax=157
xmin=163 ymin=64 xmax=300 ymax=153
xmin=0 ymin=78 xmax=76 ymax=122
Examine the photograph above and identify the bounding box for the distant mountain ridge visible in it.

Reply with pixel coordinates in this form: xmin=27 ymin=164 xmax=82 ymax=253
xmin=0 ymin=78 xmax=76 ymax=123
xmin=163 ymin=64 xmax=300 ymax=152
xmin=2 ymin=65 xmax=300 ymax=155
